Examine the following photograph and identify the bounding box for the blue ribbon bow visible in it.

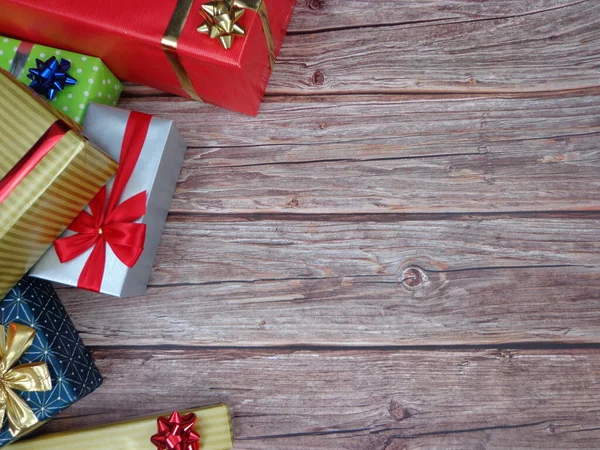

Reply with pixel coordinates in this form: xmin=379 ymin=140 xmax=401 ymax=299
xmin=27 ymin=56 xmax=77 ymax=101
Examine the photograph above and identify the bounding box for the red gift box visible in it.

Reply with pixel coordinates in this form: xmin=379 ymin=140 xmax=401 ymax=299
xmin=0 ymin=0 xmax=296 ymax=115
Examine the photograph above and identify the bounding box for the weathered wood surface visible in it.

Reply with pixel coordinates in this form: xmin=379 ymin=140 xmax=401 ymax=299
xmin=48 ymin=349 xmax=600 ymax=450
xmin=58 ymin=266 xmax=600 ymax=347
xmin=57 ymin=218 xmax=600 ymax=346
xmin=35 ymin=1 xmax=600 ymax=449
xmin=119 ymin=93 xmax=600 ymax=214
xmin=271 ymin=0 xmax=600 ymax=94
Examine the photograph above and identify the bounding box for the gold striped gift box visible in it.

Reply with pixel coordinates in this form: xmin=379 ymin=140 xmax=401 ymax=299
xmin=10 ymin=404 xmax=234 ymax=449
xmin=0 ymin=68 xmax=118 ymax=299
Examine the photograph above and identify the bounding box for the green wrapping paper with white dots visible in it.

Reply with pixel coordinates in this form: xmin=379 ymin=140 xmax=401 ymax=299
xmin=0 ymin=36 xmax=123 ymax=123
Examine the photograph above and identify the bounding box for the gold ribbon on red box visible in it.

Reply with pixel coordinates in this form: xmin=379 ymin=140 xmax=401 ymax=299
xmin=162 ymin=0 xmax=275 ymax=101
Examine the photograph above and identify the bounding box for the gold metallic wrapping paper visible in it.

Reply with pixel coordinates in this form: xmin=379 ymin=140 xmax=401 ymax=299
xmin=9 ymin=404 xmax=234 ymax=449
xmin=0 ymin=68 xmax=118 ymax=299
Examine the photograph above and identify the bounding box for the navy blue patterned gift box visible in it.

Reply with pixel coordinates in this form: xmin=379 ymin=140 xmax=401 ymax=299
xmin=0 ymin=277 xmax=102 ymax=447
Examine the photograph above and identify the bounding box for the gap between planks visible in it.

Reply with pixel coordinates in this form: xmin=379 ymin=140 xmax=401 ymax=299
xmin=163 ymin=211 xmax=600 ymax=222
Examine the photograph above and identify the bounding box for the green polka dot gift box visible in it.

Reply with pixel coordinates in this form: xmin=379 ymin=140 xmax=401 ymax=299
xmin=0 ymin=36 xmax=123 ymax=123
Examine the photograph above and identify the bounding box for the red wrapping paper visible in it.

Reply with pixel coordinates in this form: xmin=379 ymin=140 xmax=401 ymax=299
xmin=0 ymin=0 xmax=296 ymax=115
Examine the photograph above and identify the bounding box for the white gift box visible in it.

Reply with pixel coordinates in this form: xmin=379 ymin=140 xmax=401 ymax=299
xmin=31 ymin=103 xmax=186 ymax=297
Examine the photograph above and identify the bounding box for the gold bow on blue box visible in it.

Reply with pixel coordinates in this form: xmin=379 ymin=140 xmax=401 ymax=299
xmin=0 ymin=323 xmax=52 ymax=437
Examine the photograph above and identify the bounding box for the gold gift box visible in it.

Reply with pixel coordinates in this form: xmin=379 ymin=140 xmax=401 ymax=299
xmin=10 ymin=404 xmax=234 ymax=449
xmin=0 ymin=68 xmax=118 ymax=298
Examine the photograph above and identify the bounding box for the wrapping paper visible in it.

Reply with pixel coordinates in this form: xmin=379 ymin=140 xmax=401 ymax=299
xmin=0 ymin=277 xmax=103 ymax=447
xmin=32 ymin=103 xmax=187 ymax=297
xmin=0 ymin=36 xmax=123 ymax=123
xmin=0 ymin=0 xmax=296 ymax=115
xmin=10 ymin=405 xmax=233 ymax=449
xmin=0 ymin=69 xmax=118 ymax=299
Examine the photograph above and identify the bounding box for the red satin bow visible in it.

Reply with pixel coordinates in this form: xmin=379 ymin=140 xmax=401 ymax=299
xmin=151 ymin=411 xmax=200 ymax=450
xmin=54 ymin=111 xmax=152 ymax=292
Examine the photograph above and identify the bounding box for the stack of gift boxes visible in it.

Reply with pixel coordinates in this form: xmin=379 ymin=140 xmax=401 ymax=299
xmin=0 ymin=0 xmax=297 ymax=448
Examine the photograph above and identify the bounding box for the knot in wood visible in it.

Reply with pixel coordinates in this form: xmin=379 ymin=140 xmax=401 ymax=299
xmin=402 ymin=267 xmax=425 ymax=288
xmin=311 ymin=70 xmax=325 ymax=85
xmin=308 ymin=0 xmax=324 ymax=10
xmin=388 ymin=399 xmax=411 ymax=422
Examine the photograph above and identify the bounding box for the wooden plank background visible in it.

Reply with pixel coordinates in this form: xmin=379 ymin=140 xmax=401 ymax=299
xmin=41 ymin=1 xmax=600 ymax=448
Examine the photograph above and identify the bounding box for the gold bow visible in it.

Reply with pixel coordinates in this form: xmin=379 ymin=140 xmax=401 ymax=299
xmin=197 ymin=0 xmax=275 ymax=66
xmin=198 ymin=0 xmax=246 ymax=50
xmin=0 ymin=323 xmax=52 ymax=436
xmin=162 ymin=0 xmax=276 ymax=101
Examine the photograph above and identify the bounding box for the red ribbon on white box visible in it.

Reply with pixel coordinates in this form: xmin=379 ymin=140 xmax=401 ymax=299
xmin=54 ymin=112 xmax=151 ymax=292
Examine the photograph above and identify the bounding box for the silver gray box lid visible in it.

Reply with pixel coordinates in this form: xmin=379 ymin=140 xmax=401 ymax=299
xmin=31 ymin=103 xmax=187 ymax=297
